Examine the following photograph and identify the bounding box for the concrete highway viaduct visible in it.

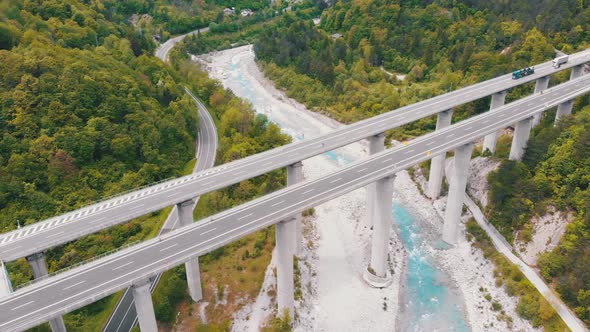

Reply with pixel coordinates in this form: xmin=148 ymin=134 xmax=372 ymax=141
xmin=0 ymin=50 xmax=589 ymax=331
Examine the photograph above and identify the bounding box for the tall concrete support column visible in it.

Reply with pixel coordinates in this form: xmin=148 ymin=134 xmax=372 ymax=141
xmin=177 ymin=199 xmax=202 ymax=302
xmin=509 ymin=117 xmax=533 ymax=161
xmin=26 ymin=253 xmax=67 ymax=332
xmin=276 ymin=218 xmax=295 ymax=318
xmin=555 ymin=65 xmax=584 ymax=124
xmin=442 ymin=143 xmax=474 ymax=245
xmin=482 ymin=91 xmax=508 ymax=154
xmin=132 ymin=279 xmax=158 ymax=332
xmin=0 ymin=261 xmax=12 ymax=299
xmin=366 ymin=133 xmax=386 ymax=227
xmin=287 ymin=162 xmax=304 ymax=256
xmin=532 ymin=76 xmax=550 ymax=127
xmin=428 ymin=109 xmax=453 ymax=199
xmin=275 ymin=162 xmax=304 ymax=317
xmin=368 ymin=175 xmax=395 ymax=280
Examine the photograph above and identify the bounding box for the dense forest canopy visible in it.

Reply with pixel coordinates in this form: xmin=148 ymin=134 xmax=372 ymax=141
xmin=0 ymin=0 xmax=196 ymax=233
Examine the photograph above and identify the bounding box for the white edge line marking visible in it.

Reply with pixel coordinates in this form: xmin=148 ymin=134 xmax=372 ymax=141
xmin=237 ymin=213 xmax=253 ymax=221
xmin=329 ymin=177 xmax=342 ymax=184
xmin=63 ymin=280 xmax=85 ymax=291
xmin=159 ymin=244 xmax=178 ymax=252
xmin=200 ymin=228 xmax=217 ymax=236
xmin=112 ymin=261 xmax=134 ymax=271
xmin=11 ymin=301 xmax=34 ymax=311
xmin=301 ymin=189 xmax=314 ymax=195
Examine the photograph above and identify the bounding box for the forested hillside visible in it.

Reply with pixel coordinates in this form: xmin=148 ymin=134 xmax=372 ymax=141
xmin=487 ymin=104 xmax=590 ymax=326
xmin=0 ymin=0 xmax=196 ymax=259
xmin=254 ymin=0 xmax=588 ymax=134
xmin=70 ymin=0 xmax=272 ymax=38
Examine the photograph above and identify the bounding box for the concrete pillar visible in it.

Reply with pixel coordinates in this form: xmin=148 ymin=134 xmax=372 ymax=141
xmin=26 ymin=253 xmax=67 ymax=332
xmin=532 ymin=76 xmax=550 ymax=127
xmin=482 ymin=91 xmax=508 ymax=154
xmin=366 ymin=133 xmax=385 ymax=227
xmin=442 ymin=143 xmax=474 ymax=245
xmin=509 ymin=117 xmax=533 ymax=161
xmin=428 ymin=109 xmax=453 ymax=199
xmin=555 ymin=65 xmax=584 ymax=124
xmin=132 ymin=279 xmax=158 ymax=332
xmin=287 ymin=162 xmax=304 ymax=256
xmin=274 ymin=162 xmax=304 ymax=317
xmin=276 ymin=218 xmax=295 ymax=318
xmin=177 ymin=199 xmax=202 ymax=302
xmin=555 ymin=100 xmax=574 ymax=124
xmin=571 ymin=64 xmax=584 ymax=79
xmin=26 ymin=252 xmax=49 ymax=277
xmin=369 ymin=175 xmax=395 ymax=279
xmin=0 ymin=261 xmax=12 ymax=299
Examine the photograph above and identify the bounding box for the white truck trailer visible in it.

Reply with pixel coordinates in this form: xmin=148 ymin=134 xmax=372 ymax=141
xmin=553 ymin=55 xmax=569 ymax=68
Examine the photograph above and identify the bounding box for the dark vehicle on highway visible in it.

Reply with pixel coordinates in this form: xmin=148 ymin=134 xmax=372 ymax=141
xmin=512 ymin=67 xmax=534 ymax=79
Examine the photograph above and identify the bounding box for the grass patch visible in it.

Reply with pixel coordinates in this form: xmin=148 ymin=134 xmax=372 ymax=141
xmin=151 ymin=221 xmax=275 ymax=329
xmin=183 ymin=158 xmax=197 ymax=174
xmin=492 ymin=134 xmax=513 ymax=160
xmin=65 ymin=291 xmax=125 ymax=331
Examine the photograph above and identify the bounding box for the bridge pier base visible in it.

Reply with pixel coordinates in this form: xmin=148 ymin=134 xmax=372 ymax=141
xmin=366 ymin=133 xmax=385 ymax=228
xmin=276 ymin=218 xmax=295 ymax=318
xmin=132 ymin=279 xmax=158 ymax=332
xmin=509 ymin=116 xmax=533 ymax=161
xmin=365 ymin=175 xmax=395 ymax=287
xmin=26 ymin=253 xmax=67 ymax=332
xmin=532 ymin=76 xmax=550 ymax=127
xmin=482 ymin=91 xmax=508 ymax=154
xmin=287 ymin=162 xmax=304 ymax=256
xmin=0 ymin=261 xmax=12 ymax=299
xmin=177 ymin=199 xmax=203 ymax=302
xmin=442 ymin=142 xmax=474 ymax=245
xmin=428 ymin=109 xmax=453 ymax=199
xmin=555 ymin=65 xmax=584 ymax=125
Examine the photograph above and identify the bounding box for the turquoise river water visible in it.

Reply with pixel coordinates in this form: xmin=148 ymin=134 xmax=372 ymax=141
xmin=219 ymin=52 xmax=470 ymax=331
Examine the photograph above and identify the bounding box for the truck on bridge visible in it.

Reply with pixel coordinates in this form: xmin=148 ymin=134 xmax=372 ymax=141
xmin=552 ymin=55 xmax=569 ymax=68
xmin=512 ymin=66 xmax=535 ymax=79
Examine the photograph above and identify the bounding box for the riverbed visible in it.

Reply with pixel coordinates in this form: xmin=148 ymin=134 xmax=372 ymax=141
xmin=195 ymin=45 xmax=527 ymax=331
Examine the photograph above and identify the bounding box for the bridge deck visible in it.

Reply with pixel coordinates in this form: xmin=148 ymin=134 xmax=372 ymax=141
xmin=1 ymin=74 xmax=589 ymax=331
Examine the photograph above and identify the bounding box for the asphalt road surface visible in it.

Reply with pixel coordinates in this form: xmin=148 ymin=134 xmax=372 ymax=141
xmin=154 ymin=27 xmax=209 ymax=62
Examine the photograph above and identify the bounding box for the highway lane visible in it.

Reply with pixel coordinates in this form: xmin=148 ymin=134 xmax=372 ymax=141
xmin=1 ymin=73 xmax=589 ymax=332
xmin=1 ymin=50 xmax=589 ymax=262
xmin=155 ymin=27 xmax=209 ymax=62
xmin=102 ymin=87 xmax=218 ymax=332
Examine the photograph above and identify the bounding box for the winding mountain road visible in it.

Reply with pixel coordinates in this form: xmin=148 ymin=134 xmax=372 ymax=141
xmin=102 ymin=34 xmax=218 ymax=332
xmin=155 ymin=27 xmax=209 ymax=62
